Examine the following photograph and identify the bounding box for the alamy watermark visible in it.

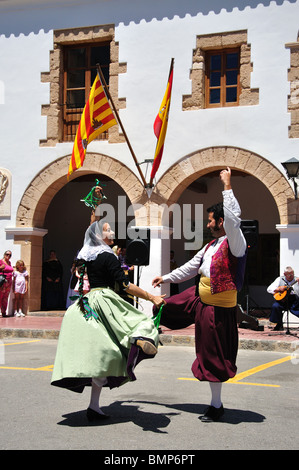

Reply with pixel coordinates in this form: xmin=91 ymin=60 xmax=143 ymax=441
xmin=95 ymin=196 xmax=204 ymax=250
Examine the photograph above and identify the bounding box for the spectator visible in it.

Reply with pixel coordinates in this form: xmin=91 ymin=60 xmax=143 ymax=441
xmin=13 ymin=260 xmax=29 ymax=317
xmin=0 ymin=250 xmax=14 ymax=317
xmin=42 ymin=250 xmax=64 ymax=310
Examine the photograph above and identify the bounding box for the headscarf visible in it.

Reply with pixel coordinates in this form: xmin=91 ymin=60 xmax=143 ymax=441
xmin=77 ymin=221 xmax=115 ymax=262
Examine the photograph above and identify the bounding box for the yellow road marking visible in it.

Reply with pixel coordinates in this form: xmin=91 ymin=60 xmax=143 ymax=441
xmin=227 ymin=355 xmax=291 ymax=384
xmin=0 ymin=365 xmax=53 ymax=371
xmin=178 ymin=355 xmax=292 ymax=388
xmin=37 ymin=365 xmax=53 ymax=371
xmin=227 ymin=382 xmax=280 ymax=388
xmin=0 ymin=340 xmax=41 ymax=346
xmin=0 ymin=339 xmax=52 ymax=371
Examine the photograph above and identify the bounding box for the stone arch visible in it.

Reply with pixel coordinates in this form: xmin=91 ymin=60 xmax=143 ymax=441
xmin=14 ymin=153 xmax=145 ymax=311
xmin=16 ymin=153 xmax=145 ymax=228
xmin=154 ymin=146 xmax=298 ymax=225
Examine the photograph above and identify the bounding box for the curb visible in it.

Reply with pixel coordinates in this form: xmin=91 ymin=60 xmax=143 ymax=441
xmin=0 ymin=328 xmax=60 ymax=340
xmin=159 ymin=333 xmax=298 ymax=353
xmin=1 ymin=327 xmax=297 ymax=353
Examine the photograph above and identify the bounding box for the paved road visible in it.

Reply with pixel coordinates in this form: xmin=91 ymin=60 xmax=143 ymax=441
xmin=0 ymin=338 xmax=299 ymax=452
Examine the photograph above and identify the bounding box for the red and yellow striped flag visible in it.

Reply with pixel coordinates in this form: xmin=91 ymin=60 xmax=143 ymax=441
xmin=68 ymin=74 xmax=117 ymax=178
xmin=150 ymin=59 xmax=174 ymax=183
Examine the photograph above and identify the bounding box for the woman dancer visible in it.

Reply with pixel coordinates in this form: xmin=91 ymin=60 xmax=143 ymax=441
xmin=51 ymin=221 xmax=165 ymax=421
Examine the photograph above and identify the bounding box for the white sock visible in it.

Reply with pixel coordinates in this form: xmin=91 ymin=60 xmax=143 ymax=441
xmin=89 ymin=378 xmax=107 ymax=414
xmin=209 ymin=382 xmax=222 ymax=408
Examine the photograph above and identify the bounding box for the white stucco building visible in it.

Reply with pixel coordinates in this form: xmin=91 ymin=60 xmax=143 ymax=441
xmin=0 ymin=0 xmax=299 ymax=314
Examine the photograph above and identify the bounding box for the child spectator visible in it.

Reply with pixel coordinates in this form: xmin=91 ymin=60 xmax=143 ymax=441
xmin=13 ymin=260 xmax=29 ymax=317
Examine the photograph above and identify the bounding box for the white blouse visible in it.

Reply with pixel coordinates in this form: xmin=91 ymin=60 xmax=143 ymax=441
xmin=163 ymin=189 xmax=247 ymax=283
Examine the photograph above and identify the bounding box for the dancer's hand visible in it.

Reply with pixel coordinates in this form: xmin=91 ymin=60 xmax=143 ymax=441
xmin=220 ymin=167 xmax=232 ymax=190
xmin=152 ymin=276 xmax=164 ymax=288
xmin=149 ymin=294 xmax=166 ymax=308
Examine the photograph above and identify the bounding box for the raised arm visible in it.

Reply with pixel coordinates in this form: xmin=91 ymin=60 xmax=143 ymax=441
xmin=220 ymin=168 xmax=247 ymax=258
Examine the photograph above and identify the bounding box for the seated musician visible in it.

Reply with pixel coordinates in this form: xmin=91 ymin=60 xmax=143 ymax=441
xmin=267 ymin=266 xmax=299 ymax=330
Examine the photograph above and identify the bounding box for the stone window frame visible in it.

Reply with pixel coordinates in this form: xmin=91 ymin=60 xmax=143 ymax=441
xmin=286 ymin=34 xmax=299 ymax=139
xmin=182 ymin=30 xmax=259 ymax=111
xmin=40 ymin=24 xmax=126 ymax=146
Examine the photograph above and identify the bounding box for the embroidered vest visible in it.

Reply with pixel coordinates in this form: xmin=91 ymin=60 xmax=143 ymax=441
xmin=209 ymin=238 xmax=247 ymax=294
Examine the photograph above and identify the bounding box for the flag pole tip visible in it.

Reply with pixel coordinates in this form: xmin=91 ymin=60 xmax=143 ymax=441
xmin=145 ymin=183 xmax=154 ymax=199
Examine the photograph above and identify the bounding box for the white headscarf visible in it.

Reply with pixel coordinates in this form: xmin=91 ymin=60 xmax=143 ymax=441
xmin=77 ymin=221 xmax=115 ymax=262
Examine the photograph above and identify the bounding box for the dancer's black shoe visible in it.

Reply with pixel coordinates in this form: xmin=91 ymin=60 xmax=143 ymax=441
xmin=86 ymin=407 xmax=110 ymax=422
xmin=200 ymin=405 xmax=224 ymax=422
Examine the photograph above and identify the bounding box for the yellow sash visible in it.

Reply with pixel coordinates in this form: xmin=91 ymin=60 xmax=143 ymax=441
xmin=198 ymin=277 xmax=237 ymax=308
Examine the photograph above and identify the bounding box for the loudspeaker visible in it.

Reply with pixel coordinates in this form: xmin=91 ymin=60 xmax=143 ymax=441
xmin=241 ymin=220 xmax=259 ymax=250
xmin=126 ymin=228 xmax=150 ymax=266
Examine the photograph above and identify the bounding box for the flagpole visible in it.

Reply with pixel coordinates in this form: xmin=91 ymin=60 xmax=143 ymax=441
xmin=148 ymin=58 xmax=174 ymax=189
xmin=96 ymin=64 xmax=147 ymax=188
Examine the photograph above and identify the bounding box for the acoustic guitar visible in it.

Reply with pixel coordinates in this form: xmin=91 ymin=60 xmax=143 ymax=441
xmin=273 ymin=278 xmax=297 ymax=302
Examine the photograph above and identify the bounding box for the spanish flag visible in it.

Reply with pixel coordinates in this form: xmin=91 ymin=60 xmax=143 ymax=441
xmin=68 ymin=73 xmax=117 ymax=178
xmin=150 ymin=58 xmax=174 ymax=183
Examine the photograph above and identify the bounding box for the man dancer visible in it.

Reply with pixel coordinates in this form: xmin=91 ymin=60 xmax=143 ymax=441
xmin=152 ymin=167 xmax=247 ymax=422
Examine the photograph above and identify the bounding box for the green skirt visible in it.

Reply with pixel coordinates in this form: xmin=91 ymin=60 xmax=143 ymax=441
xmin=51 ymin=288 xmax=159 ymax=392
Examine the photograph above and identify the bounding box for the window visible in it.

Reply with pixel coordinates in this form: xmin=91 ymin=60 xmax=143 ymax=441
xmin=182 ymin=30 xmax=258 ymax=111
xmin=63 ymin=43 xmax=111 ymax=141
xmin=41 ymin=25 xmax=125 ymax=147
xmin=205 ymin=48 xmax=240 ymax=108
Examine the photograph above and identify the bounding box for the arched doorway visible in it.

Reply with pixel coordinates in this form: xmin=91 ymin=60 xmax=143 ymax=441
xmin=147 ymin=146 xmax=298 ymax=308
xmin=154 ymin=146 xmax=294 ymax=224
xmin=14 ymin=153 xmax=145 ymax=311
